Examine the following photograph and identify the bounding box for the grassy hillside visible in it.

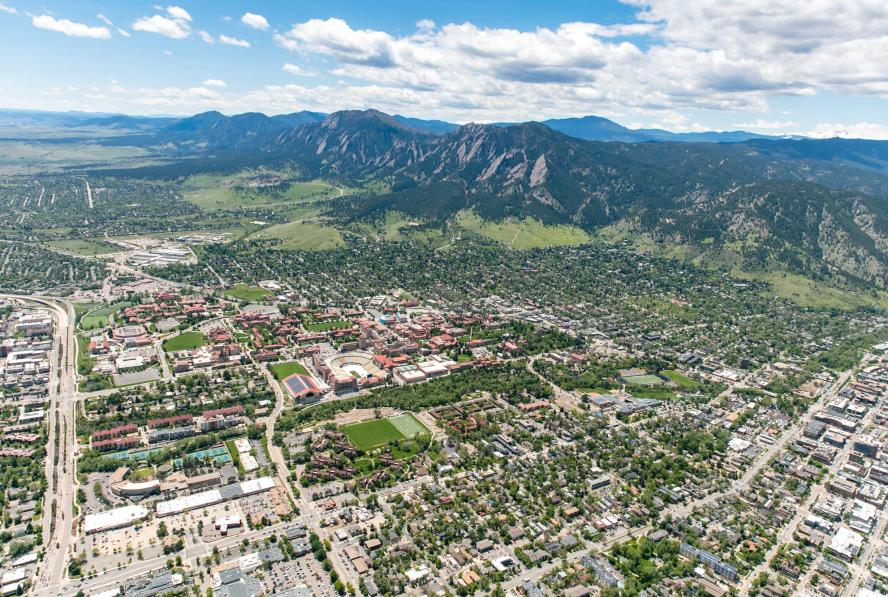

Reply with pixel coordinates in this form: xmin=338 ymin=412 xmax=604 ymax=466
xmin=455 ymin=211 xmax=590 ymax=249
xmin=596 ymin=220 xmax=888 ymax=311
xmin=259 ymin=219 xmax=344 ymax=250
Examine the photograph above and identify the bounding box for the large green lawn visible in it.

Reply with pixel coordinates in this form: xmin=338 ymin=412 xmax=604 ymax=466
xmin=261 ymin=219 xmax=345 ymax=250
xmin=223 ymin=284 xmax=271 ymax=301
xmin=343 ymin=419 xmax=404 ymax=451
xmin=456 ymin=211 xmax=591 ymax=249
xmin=389 ymin=413 xmax=430 ymax=438
xmin=270 ymin=361 xmax=309 ymax=380
xmin=48 ymin=238 xmax=118 ymax=256
xmin=305 ymin=320 xmax=352 ymax=332
xmin=79 ymin=301 xmax=132 ymax=331
xmin=622 ymin=373 xmax=665 ymax=386
xmin=163 ymin=331 xmax=207 ymax=352
xmin=342 ymin=413 xmax=430 ymax=451
xmin=661 ymin=370 xmax=702 ymax=389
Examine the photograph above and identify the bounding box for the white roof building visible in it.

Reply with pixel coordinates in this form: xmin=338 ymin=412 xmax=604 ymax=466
xmin=405 ymin=566 xmax=429 ymax=583
xmin=156 ymin=476 xmax=275 ymax=516
xmin=0 ymin=569 xmax=26 ymax=585
xmin=84 ymin=505 xmax=149 ymax=534
xmin=829 ymin=527 xmax=864 ymax=561
xmin=850 ymin=500 xmax=878 ymax=533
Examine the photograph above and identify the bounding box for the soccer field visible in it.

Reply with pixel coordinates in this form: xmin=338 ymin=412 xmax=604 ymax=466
xmin=623 ymin=374 xmax=665 ymax=386
xmin=270 ymin=360 xmax=309 ymax=380
xmin=163 ymin=331 xmax=207 ymax=352
xmin=389 ymin=413 xmax=429 ymax=438
xmin=342 ymin=413 xmax=430 ymax=451
xmin=342 ymin=419 xmax=403 ymax=450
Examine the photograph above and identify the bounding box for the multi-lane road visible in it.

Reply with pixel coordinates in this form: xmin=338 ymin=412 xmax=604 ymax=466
xmin=1 ymin=295 xmax=78 ymax=596
xmin=10 ymin=297 xmax=863 ymax=596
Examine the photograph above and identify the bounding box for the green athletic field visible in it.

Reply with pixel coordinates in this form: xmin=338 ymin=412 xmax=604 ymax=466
xmin=163 ymin=331 xmax=207 ymax=352
xmin=342 ymin=413 xmax=430 ymax=451
xmin=270 ymin=361 xmax=309 ymax=380
xmin=389 ymin=413 xmax=429 ymax=438
xmin=622 ymin=374 xmax=665 ymax=386
xmin=223 ymin=284 xmax=270 ymax=301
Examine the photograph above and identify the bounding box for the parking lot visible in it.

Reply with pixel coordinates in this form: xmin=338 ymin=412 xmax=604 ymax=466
xmin=267 ymin=556 xmax=336 ymax=596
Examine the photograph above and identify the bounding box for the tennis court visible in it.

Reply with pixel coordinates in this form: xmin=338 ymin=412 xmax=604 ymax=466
xmin=104 ymin=447 xmax=164 ymax=461
xmin=171 ymin=445 xmax=232 ymax=468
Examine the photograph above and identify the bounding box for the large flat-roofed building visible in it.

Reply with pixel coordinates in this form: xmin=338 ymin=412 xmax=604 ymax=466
xmin=828 ymin=527 xmax=864 ymax=561
xmin=393 ymin=365 xmax=427 ymax=385
xmin=283 ymin=373 xmax=323 ymax=404
xmin=679 ymin=543 xmax=738 ymax=581
xmin=84 ymin=505 xmax=149 ymax=534
xmin=148 ymin=426 xmax=194 ymax=444
xmin=14 ymin=312 xmax=52 ymax=336
xmin=156 ymin=476 xmax=276 ymax=517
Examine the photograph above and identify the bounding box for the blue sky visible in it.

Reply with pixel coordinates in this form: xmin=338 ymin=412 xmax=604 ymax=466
xmin=1 ymin=0 xmax=887 ymax=138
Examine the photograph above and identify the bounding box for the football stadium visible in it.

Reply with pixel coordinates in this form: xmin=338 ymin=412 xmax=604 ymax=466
xmin=327 ymin=350 xmax=384 ymax=379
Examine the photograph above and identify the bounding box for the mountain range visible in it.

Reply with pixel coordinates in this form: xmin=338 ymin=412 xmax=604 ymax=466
xmin=147 ymin=108 xmax=888 ymax=290
xmin=6 ymin=106 xmax=888 ymax=291
xmin=0 ymin=108 xmax=788 ymax=143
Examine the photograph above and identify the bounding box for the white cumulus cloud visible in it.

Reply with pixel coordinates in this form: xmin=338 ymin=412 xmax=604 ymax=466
xmin=132 ymin=7 xmax=191 ymax=39
xmin=133 ymin=15 xmax=190 ymax=38
xmin=197 ymin=30 xmax=213 ymax=43
xmin=16 ymin=1 xmax=888 ymax=131
xmin=282 ymin=63 xmax=314 ymax=77
xmin=165 ymin=6 xmax=191 ymax=22
xmin=32 ymin=15 xmax=111 ymax=39
xmin=219 ymin=34 xmax=250 ymax=48
xmin=0 ymin=2 xmax=16 ymax=15
xmin=203 ymin=79 xmax=226 ymax=88
xmin=241 ymin=12 xmax=269 ymax=31
xmin=263 ymin=4 xmax=888 ymax=123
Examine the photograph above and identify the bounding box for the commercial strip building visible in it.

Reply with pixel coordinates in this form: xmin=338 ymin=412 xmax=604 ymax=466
xmin=156 ymin=476 xmax=276 ymax=517
xmin=84 ymin=505 xmax=149 ymax=534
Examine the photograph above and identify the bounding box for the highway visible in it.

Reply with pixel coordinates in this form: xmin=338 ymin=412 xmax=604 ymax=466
xmin=13 ymin=300 xmax=857 ymax=596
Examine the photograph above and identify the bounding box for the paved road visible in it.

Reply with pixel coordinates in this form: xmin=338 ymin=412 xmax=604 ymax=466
xmin=847 ymin=506 xmax=888 ymax=595
xmin=674 ymin=369 xmax=851 ymax=521
xmin=2 ymin=295 xmax=79 ymax=595
xmin=734 ymin=370 xmax=853 ymax=592
xmin=261 ymin=364 xmax=295 ymax=501
xmin=501 ymin=368 xmax=853 ymax=593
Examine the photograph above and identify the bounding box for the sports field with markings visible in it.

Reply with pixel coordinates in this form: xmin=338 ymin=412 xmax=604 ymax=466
xmin=342 ymin=413 xmax=429 ymax=451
